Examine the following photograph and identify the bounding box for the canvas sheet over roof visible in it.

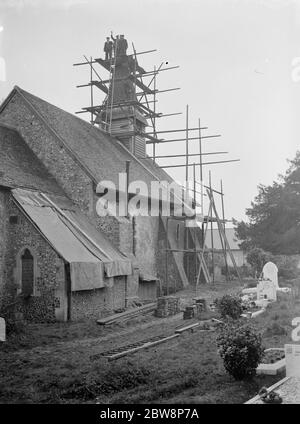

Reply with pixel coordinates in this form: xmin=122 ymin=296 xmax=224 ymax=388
xmin=60 ymin=210 xmax=133 ymax=277
xmin=12 ymin=189 xmax=132 ymax=291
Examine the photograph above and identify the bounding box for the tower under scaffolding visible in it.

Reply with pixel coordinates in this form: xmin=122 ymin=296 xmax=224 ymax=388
xmin=73 ymin=36 xmax=242 ymax=291
xmin=74 ymin=45 xmax=181 ymax=158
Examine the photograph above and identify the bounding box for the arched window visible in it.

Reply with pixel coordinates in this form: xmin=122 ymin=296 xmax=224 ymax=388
xmin=21 ymin=248 xmax=34 ymax=296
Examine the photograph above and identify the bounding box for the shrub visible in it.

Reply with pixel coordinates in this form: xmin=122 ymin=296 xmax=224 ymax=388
xmin=240 ymin=264 xmax=253 ymax=278
xmin=216 ymin=323 xmax=264 ymax=380
xmin=214 ymin=294 xmax=243 ymax=320
xmin=272 ymin=255 xmax=300 ymax=280
xmin=246 ymin=248 xmax=272 ymax=277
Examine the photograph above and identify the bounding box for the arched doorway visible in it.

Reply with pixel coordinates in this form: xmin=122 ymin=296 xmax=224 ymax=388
xmin=21 ymin=248 xmax=34 ymax=296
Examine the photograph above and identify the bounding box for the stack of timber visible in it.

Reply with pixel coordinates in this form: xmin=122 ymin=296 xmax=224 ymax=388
xmin=155 ymin=296 xmax=181 ymax=318
xmin=97 ymin=302 xmax=156 ymax=326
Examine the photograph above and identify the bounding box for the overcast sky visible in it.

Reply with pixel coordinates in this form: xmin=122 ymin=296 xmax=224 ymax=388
xmin=0 ymin=0 xmax=300 ymax=222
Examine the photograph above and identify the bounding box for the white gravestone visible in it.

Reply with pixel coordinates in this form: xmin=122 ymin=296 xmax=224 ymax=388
xmin=262 ymin=262 xmax=279 ymax=289
xmin=285 ymin=318 xmax=300 ymax=377
xmin=285 ymin=344 xmax=300 ymax=377
xmin=257 ymin=279 xmax=277 ymax=302
xmin=0 ymin=317 xmax=6 ymax=342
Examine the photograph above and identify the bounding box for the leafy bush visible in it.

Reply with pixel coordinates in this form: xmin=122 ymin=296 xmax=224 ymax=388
xmin=246 ymin=248 xmax=271 ymax=277
xmin=214 ymin=294 xmax=243 ymax=320
xmin=216 ymin=323 xmax=264 ymax=380
xmin=240 ymin=265 xmax=253 ymax=278
xmin=272 ymin=255 xmax=300 ymax=280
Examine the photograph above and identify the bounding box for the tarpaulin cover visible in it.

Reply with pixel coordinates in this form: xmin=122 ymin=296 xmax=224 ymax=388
xmin=60 ymin=210 xmax=132 ymax=277
xmin=70 ymin=262 xmax=104 ymax=291
xmin=12 ymin=189 xmax=132 ymax=291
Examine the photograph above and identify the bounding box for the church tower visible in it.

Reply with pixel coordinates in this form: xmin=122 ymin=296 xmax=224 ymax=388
xmin=95 ymin=37 xmax=148 ymax=158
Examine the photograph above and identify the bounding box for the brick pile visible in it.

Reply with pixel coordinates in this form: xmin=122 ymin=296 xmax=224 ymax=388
xmin=155 ymin=296 xmax=181 ymax=318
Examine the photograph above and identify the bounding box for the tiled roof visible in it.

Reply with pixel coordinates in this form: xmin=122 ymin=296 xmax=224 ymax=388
xmin=15 ymin=87 xmax=177 ymax=188
xmin=0 ymin=124 xmax=64 ymax=195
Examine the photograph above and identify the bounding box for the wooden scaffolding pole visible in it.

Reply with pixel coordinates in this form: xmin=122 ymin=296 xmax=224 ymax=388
xmin=196 ymin=201 xmax=213 ymax=287
xmin=206 ymin=189 xmax=243 ymax=284
xmin=221 ymin=179 xmax=229 ymax=281
xmin=209 ymin=171 xmax=215 ymax=284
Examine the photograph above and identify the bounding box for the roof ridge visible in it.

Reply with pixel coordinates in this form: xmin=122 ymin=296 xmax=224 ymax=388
xmin=16 ymin=87 xmax=174 ymax=185
xmin=2 ymin=86 xmax=192 ymax=210
xmin=0 ymin=86 xmax=18 ymax=115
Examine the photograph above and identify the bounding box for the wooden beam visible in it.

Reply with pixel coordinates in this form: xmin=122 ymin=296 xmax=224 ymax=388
xmin=146 ymin=134 xmax=221 ymax=144
xmin=105 ymin=334 xmax=180 ymax=361
xmin=147 ymin=126 xmax=208 ymax=135
xmin=146 ymin=151 xmax=228 ymax=159
xmin=160 ymin=159 xmax=240 ymax=169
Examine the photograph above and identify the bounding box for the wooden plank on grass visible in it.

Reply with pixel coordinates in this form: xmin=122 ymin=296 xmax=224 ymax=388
xmin=97 ymin=303 xmax=156 ymax=325
xmin=105 ymin=334 xmax=180 ymax=361
xmin=175 ymin=323 xmax=200 ymax=334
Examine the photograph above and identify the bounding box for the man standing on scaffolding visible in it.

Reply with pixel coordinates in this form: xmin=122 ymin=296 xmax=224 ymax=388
xmin=104 ymin=36 xmax=113 ymax=61
xmin=111 ymin=32 xmax=127 ymax=57
xmin=118 ymin=34 xmax=128 ymax=56
xmin=110 ymin=31 xmax=119 ymax=57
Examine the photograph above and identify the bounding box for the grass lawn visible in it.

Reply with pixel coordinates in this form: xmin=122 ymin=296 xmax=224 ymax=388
xmin=0 ymin=281 xmax=299 ymax=404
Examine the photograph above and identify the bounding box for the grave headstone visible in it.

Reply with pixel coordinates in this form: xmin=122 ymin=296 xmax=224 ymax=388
xmin=0 ymin=317 xmax=6 ymax=342
xmin=257 ymin=279 xmax=277 ymax=302
xmin=262 ymin=261 xmax=279 ymax=288
xmin=285 ymin=344 xmax=300 ymax=377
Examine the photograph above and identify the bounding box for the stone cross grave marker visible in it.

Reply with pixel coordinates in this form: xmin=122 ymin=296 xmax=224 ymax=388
xmin=0 ymin=317 xmax=6 ymax=342
xmin=257 ymin=279 xmax=277 ymax=302
xmin=262 ymin=261 xmax=279 ymax=289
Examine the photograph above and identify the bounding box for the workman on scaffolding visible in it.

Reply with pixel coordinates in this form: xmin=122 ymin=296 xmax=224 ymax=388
xmin=118 ymin=34 xmax=128 ymax=56
xmin=104 ymin=36 xmax=113 ymax=61
xmin=111 ymin=32 xmax=128 ymax=57
xmin=110 ymin=31 xmax=119 ymax=57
